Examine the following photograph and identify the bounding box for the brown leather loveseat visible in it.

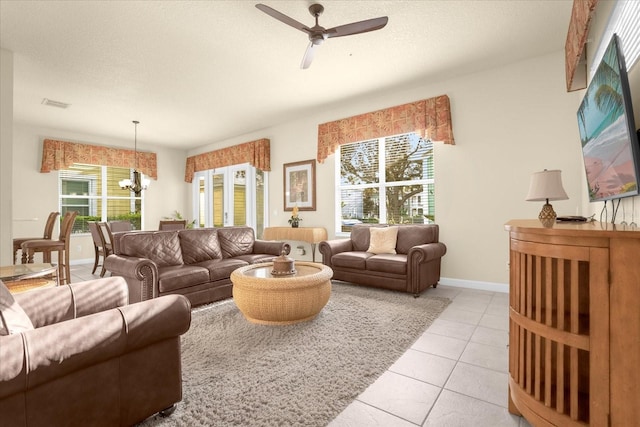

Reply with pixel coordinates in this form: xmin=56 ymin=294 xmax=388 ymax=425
xmin=0 ymin=276 xmax=191 ymax=426
xmin=105 ymin=226 xmax=289 ymax=305
xmin=319 ymin=223 xmax=446 ymax=296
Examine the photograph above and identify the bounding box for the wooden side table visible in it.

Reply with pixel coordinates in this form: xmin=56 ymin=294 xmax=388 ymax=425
xmin=263 ymin=227 xmax=328 ymax=262
xmin=0 ymin=263 xmax=59 ymax=294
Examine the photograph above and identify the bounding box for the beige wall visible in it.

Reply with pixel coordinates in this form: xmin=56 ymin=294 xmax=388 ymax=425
xmin=1 ymin=49 xmax=13 ymax=265
xmin=189 ymin=50 xmax=584 ymax=288
xmin=5 ymin=18 xmax=638 ymax=287
xmin=184 ymin=3 xmax=640 ymax=288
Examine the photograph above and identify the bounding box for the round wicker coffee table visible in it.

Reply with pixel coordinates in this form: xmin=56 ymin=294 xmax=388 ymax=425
xmin=230 ymin=262 xmax=333 ymax=325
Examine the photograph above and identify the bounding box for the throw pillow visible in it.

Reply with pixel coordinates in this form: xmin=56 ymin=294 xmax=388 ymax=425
xmin=367 ymin=226 xmax=399 ymax=254
xmin=0 ymin=280 xmax=35 ymax=335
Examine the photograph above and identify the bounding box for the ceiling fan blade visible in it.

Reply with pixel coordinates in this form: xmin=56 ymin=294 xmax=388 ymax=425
xmin=300 ymin=42 xmax=319 ymax=69
xmin=255 ymin=3 xmax=311 ymax=33
xmin=326 ymin=16 xmax=388 ymax=38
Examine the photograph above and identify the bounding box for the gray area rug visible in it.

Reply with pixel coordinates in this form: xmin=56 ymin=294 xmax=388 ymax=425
xmin=140 ymin=281 xmax=450 ymax=427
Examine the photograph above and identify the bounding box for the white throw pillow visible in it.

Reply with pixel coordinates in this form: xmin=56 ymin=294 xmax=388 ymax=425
xmin=0 ymin=280 xmax=35 ymax=335
xmin=367 ymin=226 xmax=399 ymax=254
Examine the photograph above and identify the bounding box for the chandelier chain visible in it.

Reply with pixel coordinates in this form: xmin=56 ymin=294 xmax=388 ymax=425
xmin=133 ymin=120 xmax=139 ymax=170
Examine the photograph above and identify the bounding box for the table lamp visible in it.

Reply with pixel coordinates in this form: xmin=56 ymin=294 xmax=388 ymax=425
xmin=526 ymin=169 xmax=568 ymax=226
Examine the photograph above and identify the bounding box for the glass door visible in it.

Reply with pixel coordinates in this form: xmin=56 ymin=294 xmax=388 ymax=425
xmin=212 ymin=171 xmax=225 ymax=227
xmin=193 ymin=164 xmax=264 ymax=230
xmin=230 ymin=166 xmax=247 ymax=226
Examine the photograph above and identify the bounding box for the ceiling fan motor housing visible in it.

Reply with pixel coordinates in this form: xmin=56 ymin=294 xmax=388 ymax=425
xmin=309 ymin=4 xmax=324 ymax=17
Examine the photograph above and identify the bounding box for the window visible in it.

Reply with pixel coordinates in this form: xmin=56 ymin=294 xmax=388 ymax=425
xmin=59 ymin=164 xmax=143 ymax=233
xmin=336 ymin=133 xmax=435 ymax=233
xmin=592 ymin=0 xmax=640 ymax=73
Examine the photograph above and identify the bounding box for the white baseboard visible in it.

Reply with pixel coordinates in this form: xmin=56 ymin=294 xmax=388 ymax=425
xmin=439 ymin=277 xmax=508 ymax=294
xmin=71 ymin=259 xmax=94 ymax=266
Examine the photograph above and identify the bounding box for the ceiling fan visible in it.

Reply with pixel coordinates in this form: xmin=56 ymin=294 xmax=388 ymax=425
xmin=255 ymin=3 xmax=388 ymax=69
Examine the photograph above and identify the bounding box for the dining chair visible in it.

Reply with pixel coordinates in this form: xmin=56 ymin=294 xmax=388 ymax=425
xmin=21 ymin=211 xmax=78 ymax=285
xmin=108 ymin=220 xmax=132 ymax=232
xmin=88 ymin=221 xmax=112 ymax=277
xmin=12 ymin=211 xmax=60 ymax=264
xmin=100 ymin=221 xmax=126 ymax=256
xmin=158 ymin=220 xmax=187 ymax=230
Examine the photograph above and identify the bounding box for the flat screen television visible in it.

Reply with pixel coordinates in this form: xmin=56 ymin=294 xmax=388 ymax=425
xmin=577 ymin=33 xmax=640 ymax=202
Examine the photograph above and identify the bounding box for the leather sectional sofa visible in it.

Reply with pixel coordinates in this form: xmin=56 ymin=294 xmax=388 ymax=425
xmin=0 ymin=276 xmax=191 ymax=426
xmin=105 ymin=226 xmax=289 ymax=306
xmin=319 ymin=223 xmax=446 ymax=296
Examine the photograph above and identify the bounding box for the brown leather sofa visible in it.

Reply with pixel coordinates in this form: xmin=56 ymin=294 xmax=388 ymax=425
xmin=0 ymin=276 xmax=191 ymax=426
xmin=319 ymin=224 xmax=446 ymax=296
xmin=105 ymin=226 xmax=289 ymax=305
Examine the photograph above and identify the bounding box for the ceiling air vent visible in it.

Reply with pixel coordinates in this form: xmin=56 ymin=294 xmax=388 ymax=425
xmin=41 ymin=98 xmax=70 ymax=109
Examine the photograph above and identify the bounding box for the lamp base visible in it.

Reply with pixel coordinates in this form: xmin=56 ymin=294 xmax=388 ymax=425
xmin=538 ymin=203 xmax=556 ymax=228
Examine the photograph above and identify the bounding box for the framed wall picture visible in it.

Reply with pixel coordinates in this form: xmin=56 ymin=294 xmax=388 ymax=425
xmin=283 ymin=159 xmax=316 ymax=211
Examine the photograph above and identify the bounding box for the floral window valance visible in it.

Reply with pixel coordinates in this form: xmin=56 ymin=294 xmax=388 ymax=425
xmin=184 ymin=138 xmax=270 ymax=183
xmin=317 ymin=94 xmax=454 ymax=163
xmin=565 ymin=0 xmax=598 ymax=92
xmin=40 ymin=139 xmax=158 ymax=179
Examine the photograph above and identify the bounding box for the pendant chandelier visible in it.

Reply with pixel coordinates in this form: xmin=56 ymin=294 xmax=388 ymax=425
xmin=119 ymin=120 xmax=150 ymax=196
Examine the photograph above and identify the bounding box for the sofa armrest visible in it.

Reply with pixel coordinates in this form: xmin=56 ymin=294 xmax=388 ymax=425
xmin=14 ymin=277 xmax=129 ymax=329
xmin=407 ymin=242 xmax=447 ymax=263
xmin=319 ymin=238 xmax=354 ymax=267
xmin=406 ymin=242 xmax=447 ymax=294
xmin=119 ymin=294 xmax=191 ymax=350
xmin=408 ymin=242 xmax=447 ymax=264
xmin=104 ymin=254 xmax=159 ymax=302
xmin=2 ymin=294 xmax=190 ymax=396
xmin=253 ymin=239 xmax=290 ymax=256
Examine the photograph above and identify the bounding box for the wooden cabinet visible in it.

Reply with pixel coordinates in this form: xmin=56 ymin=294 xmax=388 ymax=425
xmin=505 ymin=220 xmax=640 ymax=426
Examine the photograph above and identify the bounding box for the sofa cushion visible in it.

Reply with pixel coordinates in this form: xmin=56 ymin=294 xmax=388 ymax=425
xmin=331 ymin=251 xmax=373 ymax=270
xmin=0 ymin=280 xmax=34 ymax=335
xmin=120 ymin=231 xmax=184 ymax=267
xmin=179 ymin=228 xmax=222 ymax=264
xmin=396 ymin=225 xmax=438 ymax=254
xmin=158 ymin=265 xmax=210 ymax=293
xmin=367 ymin=226 xmax=398 ymax=254
xmin=350 ymin=224 xmax=388 ymax=252
xmin=218 ymin=227 xmax=255 ymax=258
xmin=366 ymin=254 xmax=408 ymax=275
xmin=193 ymin=258 xmax=248 ymax=282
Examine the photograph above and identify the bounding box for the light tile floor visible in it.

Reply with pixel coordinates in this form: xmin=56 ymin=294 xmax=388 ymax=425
xmin=328 ymin=285 xmax=533 ymax=427
xmin=69 ymin=264 xmax=531 ymax=427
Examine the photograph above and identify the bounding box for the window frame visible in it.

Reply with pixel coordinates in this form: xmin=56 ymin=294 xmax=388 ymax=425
xmin=58 ymin=164 xmax=145 ymax=234
xmin=591 ymin=1 xmax=640 ymax=74
xmin=334 ymin=133 xmax=435 ymax=236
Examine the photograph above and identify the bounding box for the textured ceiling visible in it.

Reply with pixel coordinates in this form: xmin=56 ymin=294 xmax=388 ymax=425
xmin=0 ymin=0 xmax=573 ymax=150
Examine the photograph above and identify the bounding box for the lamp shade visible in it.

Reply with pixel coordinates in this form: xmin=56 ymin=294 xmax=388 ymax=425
xmin=525 ymin=170 xmax=569 ymax=202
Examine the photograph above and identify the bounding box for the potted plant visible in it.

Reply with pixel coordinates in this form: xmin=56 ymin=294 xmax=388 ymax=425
xmin=288 ymin=206 xmax=302 ymax=228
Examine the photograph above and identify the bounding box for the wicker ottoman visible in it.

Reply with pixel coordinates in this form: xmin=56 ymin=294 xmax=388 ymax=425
xmin=230 ymin=262 xmax=333 ymax=325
